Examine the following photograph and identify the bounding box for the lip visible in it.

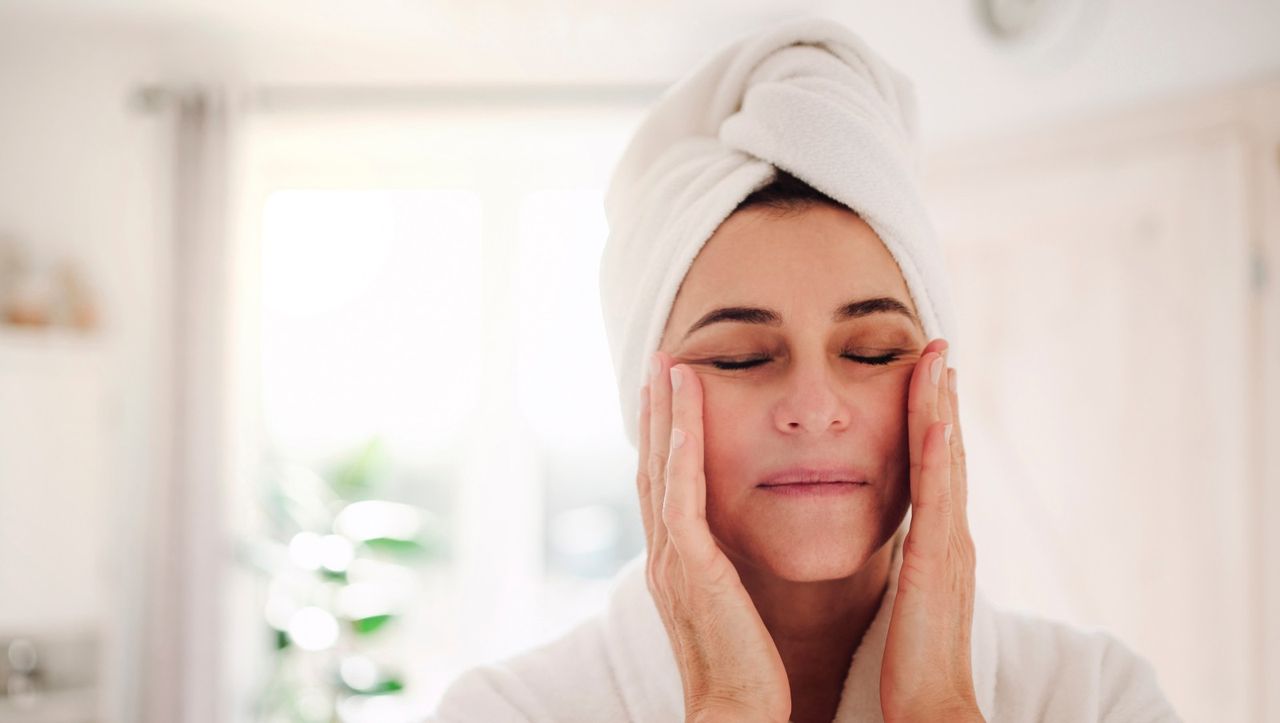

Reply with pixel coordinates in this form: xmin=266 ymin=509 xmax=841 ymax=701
xmin=759 ymin=480 xmax=867 ymax=496
xmin=758 ymin=466 xmax=870 ymax=487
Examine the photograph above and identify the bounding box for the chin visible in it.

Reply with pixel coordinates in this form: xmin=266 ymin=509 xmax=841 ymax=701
xmin=762 ymin=546 xmax=873 ymax=582
xmin=735 ymin=520 xmax=883 ymax=583
xmin=715 ymin=498 xmax=910 ymax=583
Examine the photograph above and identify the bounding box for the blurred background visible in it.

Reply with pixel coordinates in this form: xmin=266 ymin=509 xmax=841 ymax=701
xmin=0 ymin=0 xmax=1277 ymax=721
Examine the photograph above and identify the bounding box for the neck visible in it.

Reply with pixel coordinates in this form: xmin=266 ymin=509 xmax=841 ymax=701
xmin=732 ymin=538 xmax=896 ymax=723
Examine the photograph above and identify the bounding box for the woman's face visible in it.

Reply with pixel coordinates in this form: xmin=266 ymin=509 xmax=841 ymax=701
xmin=658 ymin=202 xmax=928 ymax=583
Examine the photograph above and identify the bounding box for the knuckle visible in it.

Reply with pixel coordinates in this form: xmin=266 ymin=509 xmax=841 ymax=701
xmin=647 ymin=555 xmax=671 ymax=593
xmin=929 ymin=485 xmax=951 ymax=506
xmin=687 ymin=691 xmax=759 ymax=718
xmin=914 ymin=492 xmax=951 ymax=516
xmin=661 ymin=499 xmax=684 ymax=528
xmin=648 ymin=448 xmax=667 ymax=480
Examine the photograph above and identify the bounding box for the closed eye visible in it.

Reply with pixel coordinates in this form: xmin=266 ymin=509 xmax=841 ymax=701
xmin=709 ymin=351 xmax=901 ymax=371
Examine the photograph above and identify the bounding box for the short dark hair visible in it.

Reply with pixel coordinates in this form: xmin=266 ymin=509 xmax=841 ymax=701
xmin=731 ymin=168 xmax=851 ymax=217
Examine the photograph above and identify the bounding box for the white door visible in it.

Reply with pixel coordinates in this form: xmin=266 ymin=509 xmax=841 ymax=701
xmin=925 ymin=126 xmax=1257 ymax=723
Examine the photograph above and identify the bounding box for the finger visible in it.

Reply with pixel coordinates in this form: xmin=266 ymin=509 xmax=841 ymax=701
xmin=937 ymin=347 xmax=953 ymax=428
xmin=935 ymin=348 xmax=955 ymax=518
xmin=947 ymin=366 xmax=971 ymax=534
xmin=636 ymin=380 xmax=655 ymax=547
xmin=907 ymin=339 xmax=947 ymax=478
xmin=647 ymin=351 xmax=672 ymax=553
xmin=664 ymin=364 xmax=718 ymax=568
xmin=907 ymin=419 xmax=953 ymax=562
xmin=909 ymin=340 xmax=948 ymax=460
xmin=639 ymin=379 xmax=677 ymax=638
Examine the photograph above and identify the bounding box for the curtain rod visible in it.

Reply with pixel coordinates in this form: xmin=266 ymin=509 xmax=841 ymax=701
xmin=129 ymin=83 xmax=668 ymax=113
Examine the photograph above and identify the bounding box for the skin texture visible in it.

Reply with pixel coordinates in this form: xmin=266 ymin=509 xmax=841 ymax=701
xmin=636 ymin=203 xmax=982 ymax=723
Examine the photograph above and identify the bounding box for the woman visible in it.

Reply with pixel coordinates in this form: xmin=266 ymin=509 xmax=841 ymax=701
xmin=431 ymin=16 xmax=1180 ymax=723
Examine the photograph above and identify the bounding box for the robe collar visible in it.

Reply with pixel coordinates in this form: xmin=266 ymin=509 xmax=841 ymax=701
xmin=601 ymin=524 xmax=998 ymax=722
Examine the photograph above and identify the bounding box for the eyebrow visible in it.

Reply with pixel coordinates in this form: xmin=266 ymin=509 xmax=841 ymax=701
xmin=681 ymin=296 xmax=920 ymax=342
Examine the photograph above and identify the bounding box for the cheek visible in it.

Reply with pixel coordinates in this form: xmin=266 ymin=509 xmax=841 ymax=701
xmin=700 ymin=386 xmax=755 ymax=492
xmin=858 ymin=372 xmax=914 ymax=469
xmin=871 ymin=386 xmax=912 ymax=474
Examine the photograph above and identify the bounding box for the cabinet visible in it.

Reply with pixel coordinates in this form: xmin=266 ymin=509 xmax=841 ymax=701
xmin=0 ymin=327 xmax=107 ymax=721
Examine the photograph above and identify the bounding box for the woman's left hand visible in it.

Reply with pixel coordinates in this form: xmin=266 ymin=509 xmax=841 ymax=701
xmin=880 ymin=338 xmax=985 ymax=723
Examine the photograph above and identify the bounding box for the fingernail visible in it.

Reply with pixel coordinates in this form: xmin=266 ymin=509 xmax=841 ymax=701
xmin=930 ymin=354 xmax=943 ymax=385
xmin=944 ymin=423 xmax=953 ymax=444
xmin=670 ymin=366 xmax=683 ymax=393
xmin=671 ymin=427 xmax=685 ymax=449
xmin=948 ymin=367 xmax=956 ymax=393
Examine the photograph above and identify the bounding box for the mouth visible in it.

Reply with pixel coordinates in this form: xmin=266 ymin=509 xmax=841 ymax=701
xmin=758 ymin=466 xmax=870 ymax=487
xmin=757 ymin=465 xmax=870 ymax=496
xmin=758 ymin=480 xmax=867 ymax=487
xmin=757 ymin=480 xmax=868 ymax=496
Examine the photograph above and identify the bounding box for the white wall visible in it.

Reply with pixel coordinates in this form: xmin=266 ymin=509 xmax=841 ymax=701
xmin=0 ymin=13 xmax=170 ymax=722
xmin=8 ymin=0 xmax=1279 ymax=146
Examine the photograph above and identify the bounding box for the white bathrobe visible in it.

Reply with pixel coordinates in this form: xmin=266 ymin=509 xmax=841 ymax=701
xmin=428 ymin=530 xmax=1182 ymax=722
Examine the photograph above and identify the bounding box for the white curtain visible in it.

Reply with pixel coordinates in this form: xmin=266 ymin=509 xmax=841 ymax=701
xmin=132 ymin=85 xmax=244 ymax=723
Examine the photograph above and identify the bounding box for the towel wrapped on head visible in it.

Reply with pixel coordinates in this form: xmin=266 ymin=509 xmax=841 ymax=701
xmin=598 ymin=15 xmax=958 ymax=448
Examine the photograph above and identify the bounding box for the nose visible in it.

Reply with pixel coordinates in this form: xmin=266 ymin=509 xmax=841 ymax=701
xmin=772 ymin=357 xmax=851 ymax=435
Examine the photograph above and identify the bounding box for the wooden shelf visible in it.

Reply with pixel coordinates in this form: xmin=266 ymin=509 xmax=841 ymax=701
xmin=0 ymin=685 xmax=98 ymax=723
xmin=0 ymin=326 xmax=102 ymax=355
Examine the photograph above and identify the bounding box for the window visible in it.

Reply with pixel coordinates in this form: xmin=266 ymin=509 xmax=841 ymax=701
xmin=229 ymin=105 xmax=646 ymax=721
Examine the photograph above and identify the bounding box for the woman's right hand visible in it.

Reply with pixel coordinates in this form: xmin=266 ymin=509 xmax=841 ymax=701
xmin=637 ymin=350 xmax=792 ymax=723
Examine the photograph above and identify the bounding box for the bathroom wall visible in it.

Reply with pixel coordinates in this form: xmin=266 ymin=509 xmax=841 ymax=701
xmin=0 ymin=13 xmax=170 ymax=722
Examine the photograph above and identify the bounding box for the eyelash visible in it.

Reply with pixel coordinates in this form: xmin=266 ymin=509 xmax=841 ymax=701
xmin=709 ymin=350 xmax=902 ymax=371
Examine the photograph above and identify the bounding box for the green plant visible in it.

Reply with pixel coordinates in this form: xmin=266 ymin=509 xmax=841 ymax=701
xmin=242 ymin=436 xmax=446 ymax=722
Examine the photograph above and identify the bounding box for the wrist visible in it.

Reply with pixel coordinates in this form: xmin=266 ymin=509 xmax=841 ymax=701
xmin=891 ymin=704 xmax=984 ymax=723
xmin=688 ymin=711 xmax=783 ymax=723
xmin=687 ymin=703 xmax=785 ymax=723
xmin=896 ymin=706 xmax=983 ymax=716
xmin=688 ymin=714 xmax=779 ymax=723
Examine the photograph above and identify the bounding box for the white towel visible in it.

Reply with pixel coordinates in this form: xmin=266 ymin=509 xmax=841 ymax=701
xmin=429 ymin=528 xmax=1183 ymax=722
xmin=599 ymin=14 xmax=960 ymax=450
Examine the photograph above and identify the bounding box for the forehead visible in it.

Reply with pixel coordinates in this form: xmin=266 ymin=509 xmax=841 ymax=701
xmin=671 ymin=204 xmax=916 ymax=320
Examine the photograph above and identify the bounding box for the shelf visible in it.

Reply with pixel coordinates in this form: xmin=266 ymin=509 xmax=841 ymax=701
xmin=0 ymin=327 xmax=103 ymax=370
xmin=0 ymin=685 xmax=98 ymax=723
xmin=0 ymin=325 xmax=101 ymax=349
